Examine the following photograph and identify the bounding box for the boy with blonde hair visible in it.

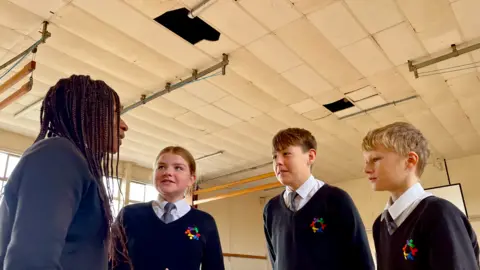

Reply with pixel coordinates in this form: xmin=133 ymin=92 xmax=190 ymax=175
xmin=362 ymin=122 xmax=479 ymax=269
xmin=264 ymin=127 xmax=374 ymax=270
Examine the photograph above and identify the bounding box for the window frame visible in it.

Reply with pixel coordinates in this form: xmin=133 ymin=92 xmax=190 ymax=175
xmin=128 ymin=181 xmax=157 ymax=204
xmin=102 ymin=176 xmax=123 ymax=218
xmin=0 ymin=151 xmax=21 ymax=193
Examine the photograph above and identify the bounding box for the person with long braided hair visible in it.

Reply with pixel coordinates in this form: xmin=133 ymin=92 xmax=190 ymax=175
xmin=0 ymin=75 xmax=130 ymax=270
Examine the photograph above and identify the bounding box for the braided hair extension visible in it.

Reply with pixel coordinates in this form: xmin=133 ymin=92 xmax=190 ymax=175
xmin=36 ymin=75 xmax=132 ymax=268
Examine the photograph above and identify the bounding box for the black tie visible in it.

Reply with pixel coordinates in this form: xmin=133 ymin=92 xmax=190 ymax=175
xmin=384 ymin=210 xmax=397 ymax=234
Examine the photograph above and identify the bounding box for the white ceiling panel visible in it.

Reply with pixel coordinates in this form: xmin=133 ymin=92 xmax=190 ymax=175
xmin=208 ymin=68 xmax=284 ymax=112
xmin=42 ymin=24 xmax=163 ymax=90
xmin=228 ymin=48 xmax=307 ymax=104
xmin=213 ymin=129 xmax=271 ymax=156
xmin=313 ymin=89 xmax=346 ymax=105
xmin=0 ymin=25 xmax=26 ymax=50
xmin=175 ymin=111 xmax=224 ymax=134
xmin=344 ymin=114 xmax=380 ymax=135
xmin=163 ymin=88 xmax=208 ymax=110
xmin=355 ymin=95 xmax=387 ymax=110
xmin=281 ymin=64 xmax=333 ymax=96
xmin=238 ymin=0 xmax=302 ymax=31
xmin=8 ymin=0 xmax=69 ymax=19
xmin=308 ymin=1 xmax=367 ymax=48
xmin=453 ymin=132 xmax=480 ymax=156
xmin=374 ymin=22 xmax=427 ymax=66
xmin=430 ymin=100 xmax=477 ymax=137
xmin=195 ymin=35 xmax=240 ymax=59
xmin=340 ymin=38 xmax=393 ymax=77
xmin=289 ymin=98 xmax=321 ymax=114
xmin=183 ymin=80 xmax=228 ymax=103
xmin=457 ymin=94 xmax=480 ymax=133
xmin=451 ymin=0 xmax=480 ymax=40
xmin=302 ymin=107 xmax=331 ymax=120
xmin=145 ymin=97 xmax=188 ymax=118
xmin=53 ymin=5 xmax=187 ymax=81
xmin=276 ymin=18 xmax=362 ymax=87
xmin=124 ymin=0 xmax=181 ymax=19
xmin=229 ymin=121 xmax=273 ymax=146
xmin=290 ymin=0 xmax=337 ymax=15
xmin=345 ymin=0 xmax=404 ymax=34
xmin=446 ymin=73 xmax=480 ymax=99
xmin=397 ymin=64 xmax=455 ymax=107
xmin=248 ymin=114 xmax=289 ymax=135
xmin=346 ymin=86 xmax=377 ymax=102
xmin=193 ymin=0 xmax=268 ymax=46
xmin=73 ymin=0 xmax=212 ymax=69
xmin=126 ymin=106 xmax=206 ymax=139
xmin=0 ymin=0 xmax=43 ymax=34
xmin=368 ymin=69 xmax=417 ymax=101
xmin=368 ymin=105 xmax=405 ymax=123
xmin=191 ymin=104 xmax=242 ymax=127
xmin=246 ymin=34 xmax=303 ymax=74
xmin=420 ymin=29 xmax=463 ymax=54
xmin=213 ymin=95 xmax=263 ymax=121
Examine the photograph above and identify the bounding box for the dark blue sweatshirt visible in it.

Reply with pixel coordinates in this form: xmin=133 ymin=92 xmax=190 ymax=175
xmin=373 ymin=196 xmax=479 ymax=270
xmin=0 ymin=137 xmax=108 ymax=270
xmin=264 ymin=184 xmax=375 ymax=270
xmin=111 ymin=202 xmax=225 ymax=270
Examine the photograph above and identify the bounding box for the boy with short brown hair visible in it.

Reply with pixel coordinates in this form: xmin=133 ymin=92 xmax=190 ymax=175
xmin=362 ymin=122 xmax=479 ymax=269
xmin=264 ymin=127 xmax=374 ymax=270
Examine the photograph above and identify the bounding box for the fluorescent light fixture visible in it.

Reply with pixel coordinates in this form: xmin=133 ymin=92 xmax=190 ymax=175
xmin=195 ymin=150 xmax=224 ymax=161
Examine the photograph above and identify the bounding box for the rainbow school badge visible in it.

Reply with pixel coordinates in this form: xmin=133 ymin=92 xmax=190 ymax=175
xmin=403 ymin=239 xmax=418 ymax=260
xmin=185 ymin=226 xmax=201 ymax=240
xmin=310 ymin=217 xmax=327 ymax=233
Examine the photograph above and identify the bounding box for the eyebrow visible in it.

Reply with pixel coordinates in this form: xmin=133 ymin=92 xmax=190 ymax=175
xmin=158 ymin=162 xmax=186 ymax=166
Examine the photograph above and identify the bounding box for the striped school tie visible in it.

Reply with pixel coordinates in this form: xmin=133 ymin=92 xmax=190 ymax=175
xmin=162 ymin=203 xmax=175 ymax=224
xmin=289 ymin=191 xmax=298 ymax=212
xmin=383 ymin=210 xmax=397 ymax=234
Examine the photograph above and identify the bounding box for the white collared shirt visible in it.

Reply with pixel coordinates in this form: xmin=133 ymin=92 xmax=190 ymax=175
xmin=283 ymin=175 xmax=325 ymax=211
xmin=152 ymin=197 xmax=191 ymax=222
xmin=382 ymin=182 xmax=432 ymax=230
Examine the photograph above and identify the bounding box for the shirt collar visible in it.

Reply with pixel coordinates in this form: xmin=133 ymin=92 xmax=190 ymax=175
xmin=157 ymin=197 xmax=190 ymax=214
xmin=285 ymin=175 xmax=315 ymax=199
xmin=385 ymin=183 xmax=426 ymax=220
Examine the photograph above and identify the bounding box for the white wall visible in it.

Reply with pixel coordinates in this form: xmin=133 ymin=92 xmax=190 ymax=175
xmin=197 ymin=193 xmax=269 ymax=270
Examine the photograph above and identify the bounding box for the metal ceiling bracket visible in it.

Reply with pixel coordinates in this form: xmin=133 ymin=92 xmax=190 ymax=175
xmin=122 ymin=54 xmax=229 ymax=115
xmin=222 ymin=53 xmax=228 ymax=75
xmin=408 ymin=41 xmax=480 ymax=79
xmin=0 ymin=21 xmax=50 ymax=72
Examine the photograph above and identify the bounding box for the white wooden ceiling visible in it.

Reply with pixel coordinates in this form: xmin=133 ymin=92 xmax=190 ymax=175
xmin=1 ymin=0 xmax=480 ymax=184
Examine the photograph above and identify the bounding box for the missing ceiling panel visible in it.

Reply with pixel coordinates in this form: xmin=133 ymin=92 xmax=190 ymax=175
xmin=323 ymin=97 xmax=355 ymax=113
xmin=154 ymin=8 xmax=220 ymax=45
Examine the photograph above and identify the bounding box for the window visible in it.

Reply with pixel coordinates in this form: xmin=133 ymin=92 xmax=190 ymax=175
xmin=128 ymin=181 xmax=158 ymax=204
xmin=0 ymin=151 xmax=21 ymax=194
xmin=103 ymin=177 xmax=123 ymax=219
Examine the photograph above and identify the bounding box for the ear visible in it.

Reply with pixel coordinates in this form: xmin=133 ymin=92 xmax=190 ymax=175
xmin=406 ymin=151 xmax=419 ymax=171
xmin=188 ymin=174 xmax=197 ymax=187
xmin=307 ymin=149 xmax=317 ymax=166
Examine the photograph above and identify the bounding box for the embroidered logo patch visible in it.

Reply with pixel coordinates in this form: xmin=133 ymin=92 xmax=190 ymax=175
xmin=310 ymin=217 xmax=327 ymax=233
xmin=403 ymin=239 xmax=418 ymax=260
xmin=185 ymin=226 xmax=201 ymax=240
